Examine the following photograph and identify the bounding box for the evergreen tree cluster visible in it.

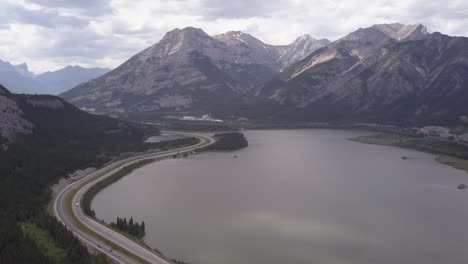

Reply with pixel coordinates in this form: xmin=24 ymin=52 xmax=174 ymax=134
xmin=111 ymin=217 xmax=146 ymax=239
xmin=212 ymin=132 xmax=248 ymax=150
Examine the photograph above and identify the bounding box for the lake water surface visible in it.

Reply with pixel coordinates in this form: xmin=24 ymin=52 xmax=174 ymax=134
xmin=92 ymin=130 xmax=468 ymax=264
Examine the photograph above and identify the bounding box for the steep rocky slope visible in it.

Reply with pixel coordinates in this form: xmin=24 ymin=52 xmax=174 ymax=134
xmin=276 ymin=35 xmax=331 ymax=69
xmin=62 ymin=28 xmax=271 ymax=114
xmin=214 ymin=31 xmax=283 ymax=70
xmin=61 ymin=28 xmax=329 ymax=116
xmin=0 ymin=85 xmax=34 ymax=137
xmin=256 ymin=24 xmax=468 ymax=125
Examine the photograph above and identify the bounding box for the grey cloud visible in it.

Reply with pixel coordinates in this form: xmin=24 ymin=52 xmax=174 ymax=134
xmin=27 ymin=0 xmax=108 ymax=7
xmin=31 ymin=27 xmax=142 ymax=63
xmin=0 ymin=3 xmax=88 ymax=28
xmin=1 ymin=0 xmax=468 ymax=73
xmin=26 ymin=0 xmax=113 ymax=16
xmin=199 ymin=0 xmax=287 ymax=19
xmin=113 ymin=24 xmax=157 ymax=36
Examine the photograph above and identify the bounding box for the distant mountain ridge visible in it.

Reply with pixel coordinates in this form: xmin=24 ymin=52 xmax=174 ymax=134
xmin=0 ymin=60 xmax=48 ymax=94
xmin=37 ymin=65 xmax=110 ymax=95
xmin=61 ymin=28 xmax=330 ymax=115
xmin=0 ymin=61 xmax=110 ymax=95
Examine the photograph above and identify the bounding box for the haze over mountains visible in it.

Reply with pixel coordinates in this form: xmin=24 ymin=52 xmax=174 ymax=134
xmin=36 ymin=66 xmax=110 ymax=95
xmin=0 ymin=60 xmax=47 ymax=94
xmin=0 ymin=61 xmax=110 ymax=95
xmin=61 ymin=23 xmax=468 ymax=126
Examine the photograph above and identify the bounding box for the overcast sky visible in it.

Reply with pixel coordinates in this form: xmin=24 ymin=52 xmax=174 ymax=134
xmin=1 ymin=0 xmax=467 ymax=73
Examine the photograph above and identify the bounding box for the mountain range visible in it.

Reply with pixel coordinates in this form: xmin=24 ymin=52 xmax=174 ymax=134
xmin=257 ymin=23 xmax=468 ymax=125
xmin=61 ymin=23 xmax=468 ymax=126
xmin=61 ymin=28 xmax=330 ymax=114
xmin=0 ymin=61 xmax=110 ymax=95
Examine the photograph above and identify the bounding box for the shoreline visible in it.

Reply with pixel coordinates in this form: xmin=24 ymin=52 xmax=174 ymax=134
xmin=77 ymin=136 xmax=208 ymax=263
xmin=351 ymin=135 xmax=468 ymax=175
xmin=82 ymin=129 xmax=467 ymax=264
xmin=82 ymin=157 xmax=185 ymax=262
xmin=74 ymin=129 xmax=468 ymax=263
xmin=53 ymin=133 xmax=215 ymax=264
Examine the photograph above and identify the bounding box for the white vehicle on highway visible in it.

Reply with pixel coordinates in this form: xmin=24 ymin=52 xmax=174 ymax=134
xmin=75 ymin=202 xmax=79 ymax=206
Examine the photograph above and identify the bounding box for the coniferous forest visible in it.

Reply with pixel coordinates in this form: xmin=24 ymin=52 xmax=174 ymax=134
xmin=0 ymin=91 xmax=159 ymax=263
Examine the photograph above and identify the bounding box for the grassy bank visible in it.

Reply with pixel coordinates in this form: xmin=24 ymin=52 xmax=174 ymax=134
xmin=352 ymin=134 xmax=468 ymax=174
xmin=64 ymin=176 xmax=151 ymax=264
xmin=67 ymin=136 xmax=205 ymax=264
xmin=82 ymin=158 xmax=156 ymax=217
xmin=82 ymin=136 xmax=201 ymax=218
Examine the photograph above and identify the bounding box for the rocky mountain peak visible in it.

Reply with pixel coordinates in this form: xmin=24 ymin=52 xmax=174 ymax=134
xmin=282 ymin=24 xmax=429 ymax=79
xmin=276 ymin=34 xmax=331 ymax=69
xmin=295 ymin=34 xmax=317 ymax=43
xmin=335 ymin=24 xmax=410 ymax=59
xmin=215 ymin=31 xmax=247 ymax=45
xmin=0 ymin=59 xmax=46 ymax=94
xmin=372 ymin=23 xmax=428 ymax=41
xmin=215 ymin=31 xmax=268 ymax=48
xmin=214 ymin=30 xmax=280 ymax=68
xmin=138 ymin=27 xmax=221 ymax=62
xmin=163 ymin=27 xmax=210 ymax=41
xmin=64 ymin=65 xmax=84 ymax=70
xmin=12 ymin=63 xmax=32 ymax=77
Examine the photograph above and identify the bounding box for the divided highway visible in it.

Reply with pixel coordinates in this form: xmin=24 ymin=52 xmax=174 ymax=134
xmin=54 ymin=133 xmax=215 ymax=264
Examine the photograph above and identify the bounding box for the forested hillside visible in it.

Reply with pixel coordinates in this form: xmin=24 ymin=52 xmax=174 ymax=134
xmin=0 ymin=85 xmax=159 ymax=263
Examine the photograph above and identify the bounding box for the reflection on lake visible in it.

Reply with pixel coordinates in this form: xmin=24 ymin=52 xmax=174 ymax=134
xmin=93 ymin=130 xmax=468 ymax=264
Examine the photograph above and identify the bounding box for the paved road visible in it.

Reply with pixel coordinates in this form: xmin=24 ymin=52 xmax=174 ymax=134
xmin=54 ymin=133 xmax=215 ymax=264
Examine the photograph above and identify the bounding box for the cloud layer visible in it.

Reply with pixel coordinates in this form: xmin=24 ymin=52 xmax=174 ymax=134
xmin=1 ymin=0 xmax=467 ymax=73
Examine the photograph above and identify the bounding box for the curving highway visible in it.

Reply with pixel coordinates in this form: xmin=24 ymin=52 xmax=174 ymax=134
xmin=54 ymin=132 xmax=215 ymax=264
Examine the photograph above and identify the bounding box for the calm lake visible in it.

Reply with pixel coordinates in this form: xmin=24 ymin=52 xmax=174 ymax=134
xmin=92 ymin=129 xmax=468 ymax=264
